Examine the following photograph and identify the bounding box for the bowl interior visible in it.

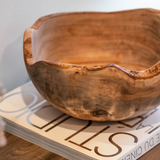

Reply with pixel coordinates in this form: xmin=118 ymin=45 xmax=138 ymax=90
xmin=32 ymin=10 xmax=160 ymax=71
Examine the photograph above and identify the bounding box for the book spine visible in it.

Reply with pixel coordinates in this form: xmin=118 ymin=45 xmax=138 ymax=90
xmin=119 ymin=129 xmax=160 ymax=160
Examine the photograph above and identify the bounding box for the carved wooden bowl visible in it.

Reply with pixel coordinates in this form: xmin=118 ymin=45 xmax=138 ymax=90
xmin=24 ymin=9 xmax=160 ymax=121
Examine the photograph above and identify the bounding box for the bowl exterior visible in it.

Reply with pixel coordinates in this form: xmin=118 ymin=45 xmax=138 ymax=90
xmin=25 ymin=61 xmax=160 ymax=121
xmin=24 ymin=9 xmax=160 ymax=121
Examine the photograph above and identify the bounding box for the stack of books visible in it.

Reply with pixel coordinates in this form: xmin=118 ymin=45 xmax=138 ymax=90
xmin=0 ymin=81 xmax=160 ymax=160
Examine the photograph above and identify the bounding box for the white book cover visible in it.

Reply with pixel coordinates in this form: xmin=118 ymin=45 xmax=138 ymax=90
xmin=0 ymin=81 xmax=160 ymax=160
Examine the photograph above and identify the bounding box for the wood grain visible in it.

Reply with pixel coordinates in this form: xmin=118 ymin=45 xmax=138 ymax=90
xmin=0 ymin=132 xmax=67 ymax=160
xmin=24 ymin=9 xmax=160 ymax=121
xmin=140 ymin=145 xmax=160 ymax=160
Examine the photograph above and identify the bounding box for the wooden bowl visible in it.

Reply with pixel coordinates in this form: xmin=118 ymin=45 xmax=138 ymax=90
xmin=23 ymin=9 xmax=160 ymax=121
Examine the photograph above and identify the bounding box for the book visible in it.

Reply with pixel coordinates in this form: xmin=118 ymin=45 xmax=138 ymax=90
xmin=0 ymin=81 xmax=160 ymax=160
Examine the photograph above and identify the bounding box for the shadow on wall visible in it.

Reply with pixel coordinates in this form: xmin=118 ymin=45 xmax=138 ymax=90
xmin=0 ymin=34 xmax=30 ymax=93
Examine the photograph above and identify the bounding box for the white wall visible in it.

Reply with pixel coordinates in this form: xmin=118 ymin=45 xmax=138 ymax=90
xmin=0 ymin=0 xmax=160 ymax=92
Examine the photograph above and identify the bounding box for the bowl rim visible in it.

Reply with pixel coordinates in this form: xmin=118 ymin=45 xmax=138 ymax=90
xmin=23 ymin=8 xmax=160 ymax=79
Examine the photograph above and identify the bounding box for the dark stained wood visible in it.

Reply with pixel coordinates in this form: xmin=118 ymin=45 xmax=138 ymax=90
xmin=0 ymin=132 xmax=67 ymax=160
xmin=0 ymin=132 xmax=160 ymax=160
xmin=24 ymin=9 xmax=160 ymax=121
xmin=139 ymin=145 xmax=160 ymax=160
xmin=45 ymin=154 xmax=67 ymax=160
